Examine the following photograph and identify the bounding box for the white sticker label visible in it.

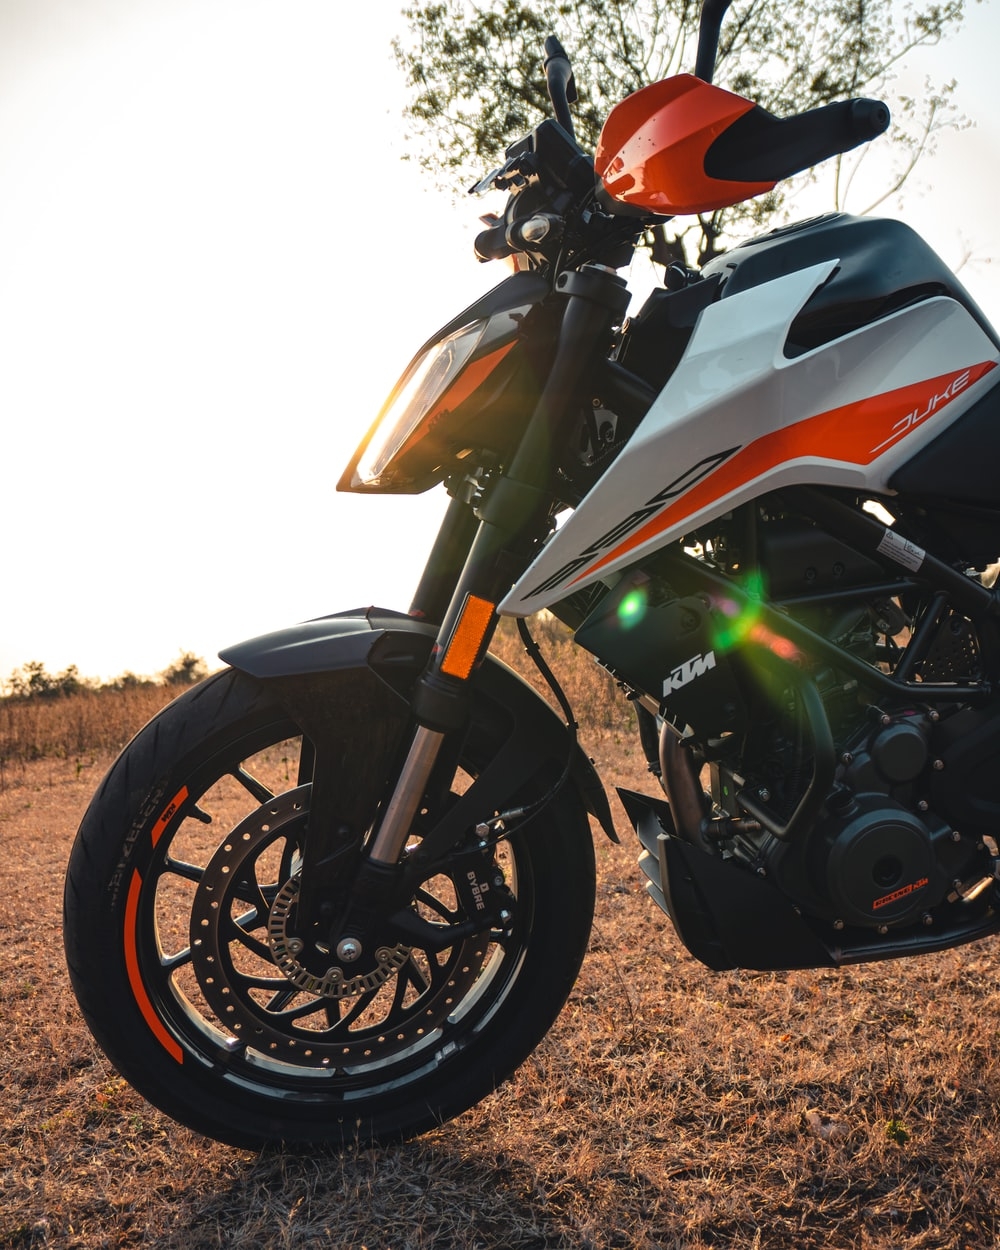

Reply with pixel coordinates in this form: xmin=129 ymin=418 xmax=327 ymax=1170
xmin=877 ymin=528 xmax=925 ymax=572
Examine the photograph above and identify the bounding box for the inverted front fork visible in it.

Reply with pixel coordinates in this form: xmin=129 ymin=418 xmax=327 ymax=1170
xmin=295 ymin=265 xmax=631 ymax=942
xmin=365 ymin=530 xmax=514 ymax=867
xmin=367 ymin=725 xmax=446 ymax=863
xmin=365 ymin=264 xmax=632 ymax=869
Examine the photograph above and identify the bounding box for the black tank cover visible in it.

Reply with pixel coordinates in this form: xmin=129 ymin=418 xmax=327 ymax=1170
xmin=701 ymin=213 xmax=998 ymax=357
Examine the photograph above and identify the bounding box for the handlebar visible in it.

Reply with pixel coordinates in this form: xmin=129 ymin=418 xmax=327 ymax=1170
xmin=705 ymin=97 xmax=890 ymax=184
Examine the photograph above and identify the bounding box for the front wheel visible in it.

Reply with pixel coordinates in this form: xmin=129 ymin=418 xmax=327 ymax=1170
xmin=64 ymin=667 xmax=595 ymax=1148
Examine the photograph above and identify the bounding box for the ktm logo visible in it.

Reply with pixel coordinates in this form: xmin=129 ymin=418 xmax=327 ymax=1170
xmin=872 ymin=877 xmax=928 ymax=910
xmin=663 ymin=651 xmax=716 ymax=695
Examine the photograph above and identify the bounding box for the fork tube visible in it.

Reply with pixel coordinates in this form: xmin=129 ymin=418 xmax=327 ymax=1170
xmin=367 ymin=726 xmax=446 ymax=863
xmin=409 ymin=478 xmax=481 ymax=625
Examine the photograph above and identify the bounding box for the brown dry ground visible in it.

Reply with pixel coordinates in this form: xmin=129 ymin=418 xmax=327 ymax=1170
xmin=2 ymin=653 xmax=1000 ymax=1248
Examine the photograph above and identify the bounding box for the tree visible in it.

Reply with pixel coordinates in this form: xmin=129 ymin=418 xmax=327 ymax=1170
xmin=5 ymin=660 xmax=87 ymax=699
xmin=7 ymin=660 xmax=56 ymax=699
xmin=395 ymin=0 xmax=968 ymax=264
xmin=159 ymin=651 xmax=208 ymax=687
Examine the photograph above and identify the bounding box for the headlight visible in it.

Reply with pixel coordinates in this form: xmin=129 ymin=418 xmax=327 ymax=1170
xmin=338 ymin=271 xmax=554 ymax=495
xmin=355 ymin=321 xmax=488 ymax=489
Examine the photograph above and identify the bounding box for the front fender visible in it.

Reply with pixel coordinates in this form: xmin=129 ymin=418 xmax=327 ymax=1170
xmin=219 ymin=605 xmax=431 ymax=683
xmin=219 ymin=606 xmax=617 ymax=843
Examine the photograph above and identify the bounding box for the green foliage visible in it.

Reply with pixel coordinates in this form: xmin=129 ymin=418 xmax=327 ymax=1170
xmin=395 ymin=0 xmax=967 ymax=262
xmin=5 ymin=660 xmax=89 ymax=701
xmin=884 ymin=1117 xmax=911 ymax=1144
xmin=106 ymin=670 xmax=147 ymax=691
xmin=3 ymin=652 xmax=207 ymax=700
xmin=159 ymin=650 xmax=208 ymax=687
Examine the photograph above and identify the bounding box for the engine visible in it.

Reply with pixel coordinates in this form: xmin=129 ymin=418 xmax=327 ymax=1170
xmin=715 ymin=707 xmax=987 ymax=932
xmin=701 ymin=604 xmax=999 ymax=935
xmin=572 ymin=511 xmax=1000 ymax=937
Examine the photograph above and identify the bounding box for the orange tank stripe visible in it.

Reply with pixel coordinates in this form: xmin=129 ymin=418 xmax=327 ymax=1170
xmin=573 ymin=360 xmax=997 ymax=585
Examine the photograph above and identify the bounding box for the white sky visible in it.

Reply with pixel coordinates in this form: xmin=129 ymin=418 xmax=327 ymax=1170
xmin=0 ymin=0 xmax=997 ymax=684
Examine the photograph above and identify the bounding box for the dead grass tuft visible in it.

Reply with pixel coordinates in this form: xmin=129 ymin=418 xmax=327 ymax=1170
xmin=0 ymin=684 xmax=176 ymax=791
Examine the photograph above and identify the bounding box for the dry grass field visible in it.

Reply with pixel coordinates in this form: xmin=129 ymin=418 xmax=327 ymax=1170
xmin=2 ymin=627 xmax=999 ymax=1248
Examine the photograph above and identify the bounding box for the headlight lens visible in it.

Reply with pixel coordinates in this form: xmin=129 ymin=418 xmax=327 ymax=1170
xmin=354 ymin=321 xmax=488 ymax=488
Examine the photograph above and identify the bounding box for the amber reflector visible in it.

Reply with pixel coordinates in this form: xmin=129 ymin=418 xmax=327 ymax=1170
xmin=440 ymin=594 xmax=496 ymax=679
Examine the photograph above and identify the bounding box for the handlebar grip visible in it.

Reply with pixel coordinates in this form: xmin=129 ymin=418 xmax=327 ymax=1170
xmin=704 ymin=97 xmax=890 ymax=184
xmin=474 ymin=222 xmax=515 ymax=263
xmin=847 ymin=98 xmax=891 ymax=142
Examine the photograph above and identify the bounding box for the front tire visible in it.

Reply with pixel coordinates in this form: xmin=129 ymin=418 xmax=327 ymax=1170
xmin=64 ymin=667 xmax=595 ymax=1148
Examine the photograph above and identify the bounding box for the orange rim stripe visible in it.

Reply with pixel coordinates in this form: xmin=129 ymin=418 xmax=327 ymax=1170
xmin=150 ymin=786 xmax=188 ymax=848
xmin=124 ymin=870 xmax=184 ymax=1063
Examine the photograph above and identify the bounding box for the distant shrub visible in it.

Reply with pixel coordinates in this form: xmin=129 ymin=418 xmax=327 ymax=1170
xmin=0 ymin=652 xmax=210 ymax=788
xmin=5 ymin=661 xmax=91 ymax=701
xmin=159 ymin=651 xmax=208 ymax=686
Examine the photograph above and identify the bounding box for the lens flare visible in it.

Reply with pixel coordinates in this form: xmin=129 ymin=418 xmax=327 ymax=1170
xmin=616 ymin=587 xmax=648 ymax=629
xmin=711 ymin=572 xmax=764 ymax=652
xmin=709 ymin=573 xmax=801 ymax=664
xmin=745 ymin=621 xmax=804 ymax=665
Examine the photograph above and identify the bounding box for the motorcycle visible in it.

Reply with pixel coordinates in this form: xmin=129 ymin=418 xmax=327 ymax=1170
xmin=65 ymin=0 xmax=1000 ymax=1149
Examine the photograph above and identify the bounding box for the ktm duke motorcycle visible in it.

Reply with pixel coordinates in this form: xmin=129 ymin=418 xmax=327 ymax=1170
xmin=65 ymin=0 xmax=1000 ymax=1149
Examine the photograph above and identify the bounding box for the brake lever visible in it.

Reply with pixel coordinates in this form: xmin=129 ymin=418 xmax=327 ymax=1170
xmin=469 ymin=167 xmax=505 ymax=196
xmin=469 ymin=152 xmax=536 ymax=197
